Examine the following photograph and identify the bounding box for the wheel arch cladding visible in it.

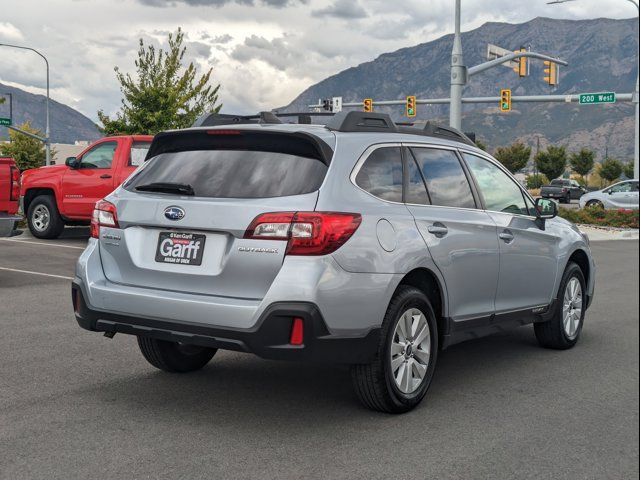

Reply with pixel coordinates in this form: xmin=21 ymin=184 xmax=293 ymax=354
xmin=396 ymin=268 xmax=446 ymax=344
xmin=567 ymin=249 xmax=590 ymax=287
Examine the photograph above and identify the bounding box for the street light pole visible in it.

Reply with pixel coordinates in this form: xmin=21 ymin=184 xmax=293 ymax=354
xmin=547 ymin=0 xmax=639 ymax=179
xmin=0 ymin=43 xmax=51 ymax=166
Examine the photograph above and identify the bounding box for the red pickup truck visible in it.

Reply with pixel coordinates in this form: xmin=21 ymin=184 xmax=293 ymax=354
xmin=21 ymin=135 xmax=153 ymax=238
xmin=0 ymin=157 xmax=22 ymax=237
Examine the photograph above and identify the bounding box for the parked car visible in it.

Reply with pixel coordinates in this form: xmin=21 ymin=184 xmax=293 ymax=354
xmin=20 ymin=135 xmax=153 ymax=238
xmin=579 ymin=179 xmax=639 ymax=210
xmin=0 ymin=157 xmax=22 ymax=237
xmin=72 ymin=112 xmax=595 ymax=413
xmin=540 ymin=179 xmax=587 ymax=203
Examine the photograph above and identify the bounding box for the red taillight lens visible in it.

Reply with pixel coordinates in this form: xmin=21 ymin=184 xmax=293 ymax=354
xmin=244 ymin=211 xmax=361 ymax=256
xmin=9 ymin=166 xmax=20 ymax=201
xmin=90 ymin=200 xmax=119 ymax=238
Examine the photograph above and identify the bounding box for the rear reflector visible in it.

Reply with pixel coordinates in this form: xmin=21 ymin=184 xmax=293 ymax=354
xmin=290 ymin=317 xmax=304 ymax=345
xmin=244 ymin=211 xmax=361 ymax=256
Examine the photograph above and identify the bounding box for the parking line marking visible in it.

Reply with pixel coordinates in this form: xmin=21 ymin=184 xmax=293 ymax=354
xmin=0 ymin=238 xmax=85 ymax=250
xmin=0 ymin=266 xmax=74 ymax=280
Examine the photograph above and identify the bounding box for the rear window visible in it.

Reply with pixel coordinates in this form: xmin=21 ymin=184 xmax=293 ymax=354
xmin=126 ymin=150 xmax=327 ymax=198
xmin=550 ymin=179 xmax=566 ymax=186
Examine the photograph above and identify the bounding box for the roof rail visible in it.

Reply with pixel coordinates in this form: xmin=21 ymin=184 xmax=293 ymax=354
xmin=193 ymin=111 xmax=283 ymax=127
xmin=326 ymin=111 xmax=397 ymax=133
xmin=401 ymin=121 xmax=475 ymax=146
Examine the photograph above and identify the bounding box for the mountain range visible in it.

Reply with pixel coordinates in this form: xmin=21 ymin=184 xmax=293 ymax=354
xmin=283 ymin=17 xmax=638 ymax=161
xmin=0 ymin=82 xmax=101 ymax=144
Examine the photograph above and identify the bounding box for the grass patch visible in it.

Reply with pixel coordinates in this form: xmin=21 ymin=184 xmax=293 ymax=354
xmin=559 ymin=207 xmax=639 ymax=229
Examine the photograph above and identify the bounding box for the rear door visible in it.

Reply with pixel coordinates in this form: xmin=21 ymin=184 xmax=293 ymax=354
xmin=461 ymin=151 xmax=559 ymax=312
xmin=98 ymin=129 xmax=333 ymax=300
xmin=61 ymin=139 xmax=118 ymax=217
xmin=403 ymin=145 xmax=500 ymax=322
xmin=606 ymin=181 xmax=638 ymax=207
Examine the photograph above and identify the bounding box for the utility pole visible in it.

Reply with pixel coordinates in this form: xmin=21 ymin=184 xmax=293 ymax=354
xmin=0 ymin=43 xmax=51 ymax=166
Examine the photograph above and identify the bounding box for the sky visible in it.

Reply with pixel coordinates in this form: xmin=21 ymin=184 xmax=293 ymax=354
xmin=1 ymin=0 xmax=637 ymax=123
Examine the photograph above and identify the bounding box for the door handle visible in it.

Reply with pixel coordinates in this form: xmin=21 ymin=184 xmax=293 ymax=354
xmin=427 ymin=223 xmax=448 ymax=237
xmin=499 ymin=230 xmax=514 ymax=243
xmin=100 ymin=174 xmax=112 ymax=179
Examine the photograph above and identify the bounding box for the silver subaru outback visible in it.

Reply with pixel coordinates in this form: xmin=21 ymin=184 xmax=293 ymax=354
xmin=73 ymin=111 xmax=595 ymax=413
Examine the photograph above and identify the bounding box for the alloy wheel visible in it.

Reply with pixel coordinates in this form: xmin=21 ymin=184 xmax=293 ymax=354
xmin=390 ymin=308 xmax=431 ymax=394
xmin=562 ymin=277 xmax=583 ymax=340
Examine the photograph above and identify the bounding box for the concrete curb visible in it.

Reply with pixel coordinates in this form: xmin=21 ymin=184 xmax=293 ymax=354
xmin=577 ymin=224 xmax=639 ymax=242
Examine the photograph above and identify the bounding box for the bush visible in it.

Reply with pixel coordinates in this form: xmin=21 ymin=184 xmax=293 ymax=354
xmin=558 ymin=206 xmax=639 ymax=229
xmin=526 ymin=173 xmax=548 ymax=189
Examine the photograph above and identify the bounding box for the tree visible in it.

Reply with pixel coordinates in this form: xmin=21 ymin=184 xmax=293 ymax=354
xmin=494 ymin=142 xmax=531 ymax=173
xmin=622 ymin=161 xmax=634 ymax=179
xmin=598 ymin=158 xmax=623 ymax=185
xmin=98 ymin=28 xmax=222 ymax=135
xmin=475 ymin=139 xmax=487 ymax=151
xmin=569 ymin=148 xmax=595 ymax=185
xmin=526 ymin=173 xmax=548 ymax=190
xmin=0 ymin=121 xmax=54 ymax=171
xmin=535 ymin=145 xmax=567 ymax=181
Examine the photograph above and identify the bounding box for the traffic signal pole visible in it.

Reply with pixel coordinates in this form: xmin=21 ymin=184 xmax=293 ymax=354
xmin=448 ymin=1 xmax=567 ymax=131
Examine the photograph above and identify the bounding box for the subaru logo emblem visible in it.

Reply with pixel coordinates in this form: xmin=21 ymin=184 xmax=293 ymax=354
xmin=164 ymin=206 xmax=185 ymax=221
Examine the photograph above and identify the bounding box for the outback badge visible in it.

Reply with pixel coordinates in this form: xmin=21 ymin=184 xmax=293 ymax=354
xmin=164 ymin=206 xmax=185 ymax=221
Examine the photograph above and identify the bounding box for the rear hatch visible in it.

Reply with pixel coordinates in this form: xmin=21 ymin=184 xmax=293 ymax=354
xmin=98 ymin=128 xmax=334 ymax=300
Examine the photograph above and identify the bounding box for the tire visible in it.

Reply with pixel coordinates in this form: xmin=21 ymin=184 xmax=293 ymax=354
xmin=137 ymin=336 xmax=217 ymax=373
xmin=27 ymin=195 xmax=65 ymax=239
xmin=534 ymin=262 xmax=586 ymax=350
xmin=564 ymin=194 xmax=571 ymax=204
xmin=351 ymin=286 xmax=438 ymax=414
xmin=586 ymin=200 xmax=604 ymax=209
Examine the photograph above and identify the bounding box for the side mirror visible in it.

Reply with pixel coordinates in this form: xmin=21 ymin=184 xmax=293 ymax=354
xmin=535 ymin=197 xmax=557 ymax=219
xmin=65 ymin=157 xmax=80 ymax=169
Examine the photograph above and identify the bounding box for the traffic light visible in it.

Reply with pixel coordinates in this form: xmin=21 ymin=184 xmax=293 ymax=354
xmin=500 ymin=89 xmax=511 ymax=112
xmin=513 ymin=47 xmax=527 ymax=77
xmin=406 ymin=95 xmax=416 ymax=117
xmin=322 ymin=98 xmax=331 ymax=111
xmin=363 ymin=98 xmax=373 ymax=112
xmin=543 ymin=60 xmax=558 ymax=86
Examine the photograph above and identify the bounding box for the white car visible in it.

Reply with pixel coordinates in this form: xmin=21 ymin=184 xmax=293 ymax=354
xmin=579 ymin=180 xmax=639 ymax=209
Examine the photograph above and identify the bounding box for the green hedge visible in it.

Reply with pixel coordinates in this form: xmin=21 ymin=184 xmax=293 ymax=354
xmin=558 ymin=207 xmax=639 ymax=229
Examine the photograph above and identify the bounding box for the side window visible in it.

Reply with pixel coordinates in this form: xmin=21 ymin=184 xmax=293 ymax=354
xmin=404 ymin=148 xmax=429 ymax=205
xmin=632 ymin=182 xmax=640 ymax=192
xmin=79 ymin=142 xmax=117 ymax=169
xmin=410 ymin=147 xmax=475 ymax=209
xmin=463 ymin=153 xmax=529 ymax=216
xmin=355 ymin=147 xmax=403 ymax=203
xmin=609 ymin=182 xmax=632 ymax=193
xmin=129 ymin=142 xmax=151 ymax=167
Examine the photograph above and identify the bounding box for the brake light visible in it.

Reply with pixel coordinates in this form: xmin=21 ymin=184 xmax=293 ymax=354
xmin=206 ymin=129 xmax=241 ymax=135
xmin=90 ymin=200 xmax=119 ymax=238
xmin=9 ymin=166 xmax=20 ymax=201
xmin=244 ymin=211 xmax=361 ymax=256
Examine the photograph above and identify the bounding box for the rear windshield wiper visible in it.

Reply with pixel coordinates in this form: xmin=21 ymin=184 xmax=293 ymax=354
xmin=135 ymin=182 xmax=195 ymax=196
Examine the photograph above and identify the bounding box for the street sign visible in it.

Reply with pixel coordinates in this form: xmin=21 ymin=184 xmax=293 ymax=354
xmin=486 ymin=43 xmax=519 ymax=68
xmin=0 ymin=117 xmax=11 ymax=127
xmin=579 ymin=92 xmax=616 ymax=105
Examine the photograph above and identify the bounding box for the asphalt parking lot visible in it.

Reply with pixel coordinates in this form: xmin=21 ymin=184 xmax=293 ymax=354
xmin=1 ymin=230 xmax=638 ymax=479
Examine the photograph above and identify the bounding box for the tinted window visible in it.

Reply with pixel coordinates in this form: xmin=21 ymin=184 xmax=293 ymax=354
xmin=404 ymin=148 xmax=429 ymax=205
xmin=130 ymin=142 xmax=152 ymax=167
xmin=410 ymin=148 xmax=475 ymax=208
xmin=80 ymin=142 xmax=117 ymax=169
xmin=355 ymin=147 xmax=403 ymax=202
xmin=463 ymin=153 xmax=529 ymax=216
xmin=127 ymin=150 xmax=327 ymax=198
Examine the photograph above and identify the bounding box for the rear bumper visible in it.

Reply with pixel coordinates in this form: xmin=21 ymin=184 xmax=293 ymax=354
xmin=72 ymin=282 xmax=379 ymax=364
xmin=0 ymin=212 xmax=22 ymax=237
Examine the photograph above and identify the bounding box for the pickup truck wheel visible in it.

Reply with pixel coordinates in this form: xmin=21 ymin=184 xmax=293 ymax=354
xmin=534 ymin=262 xmax=586 ymax=350
xmin=27 ymin=195 xmax=65 ymax=239
xmin=351 ymin=286 xmax=438 ymax=413
xmin=137 ymin=336 xmax=217 ymax=373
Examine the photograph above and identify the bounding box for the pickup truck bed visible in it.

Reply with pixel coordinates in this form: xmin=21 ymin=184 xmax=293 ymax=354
xmin=0 ymin=157 xmax=22 ymax=237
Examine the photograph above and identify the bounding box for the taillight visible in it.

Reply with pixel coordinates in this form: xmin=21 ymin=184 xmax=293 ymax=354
xmin=90 ymin=200 xmax=119 ymax=238
xmin=244 ymin=211 xmax=361 ymax=256
xmin=9 ymin=166 xmax=20 ymax=201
